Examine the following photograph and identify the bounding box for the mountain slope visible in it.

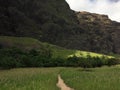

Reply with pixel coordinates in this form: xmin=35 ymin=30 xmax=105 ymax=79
xmin=0 ymin=0 xmax=78 ymax=38
xmin=0 ymin=0 xmax=120 ymax=54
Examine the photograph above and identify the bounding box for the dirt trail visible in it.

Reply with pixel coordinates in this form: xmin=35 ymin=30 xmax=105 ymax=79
xmin=56 ymin=75 xmax=74 ymax=90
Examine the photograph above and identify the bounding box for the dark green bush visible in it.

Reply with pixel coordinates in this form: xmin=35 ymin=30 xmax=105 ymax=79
xmin=106 ymin=58 xmax=120 ymax=66
xmin=0 ymin=44 xmax=2 ymax=49
xmin=67 ymin=55 xmax=79 ymax=67
xmin=66 ymin=55 xmax=119 ymax=68
xmin=52 ymin=57 xmax=66 ymax=67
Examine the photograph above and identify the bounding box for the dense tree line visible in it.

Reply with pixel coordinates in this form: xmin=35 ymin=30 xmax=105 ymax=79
xmin=0 ymin=48 xmax=119 ymax=69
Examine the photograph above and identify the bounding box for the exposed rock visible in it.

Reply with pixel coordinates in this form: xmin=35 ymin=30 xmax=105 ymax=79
xmin=76 ymin=11 xmax=120 ymax=54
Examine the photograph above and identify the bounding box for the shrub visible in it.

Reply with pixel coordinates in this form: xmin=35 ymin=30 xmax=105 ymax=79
xmin=67 ymin=55 xmax=79 ymax=67
xmin=52 ymin=57 xmax=66 ymax=67
xmin=0 ymin=57 xmax=17 ymax=69
xmin=106 ymin=58 xmax=120 ymax=66
xmin=0 ymin=47 xmax=54 ymax=68
xmin=66 ymin=55 xmax=120 ymax=68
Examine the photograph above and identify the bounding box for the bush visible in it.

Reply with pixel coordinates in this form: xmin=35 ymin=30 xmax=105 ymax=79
xmin=67 ymin=55 xmax=120 ymax=68
xmin=67 ymin=55 xmax=79 ymax=67
xmin=106 ymin=58 xmax=120 ymax=66
xmin=0 ymin=57 xmax=18 ymax=69
xmin=0 ymin=47 xmax=54 ymax=68
xmin=0 ymin=44 xmax=2 ymax=49
xmin=52 ymin=57 xmax=66 ymax=67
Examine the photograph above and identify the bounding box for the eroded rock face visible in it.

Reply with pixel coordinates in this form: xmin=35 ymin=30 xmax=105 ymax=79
xmin=77 ymin=11 xmax=110 ymax=23
xmin=0 ymin=0 xmax=120 ymax=54
xmin=76 ymin=11 xmax=120 ymax=54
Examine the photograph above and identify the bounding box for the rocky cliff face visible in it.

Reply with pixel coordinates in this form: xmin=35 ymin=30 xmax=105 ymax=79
xmin=76 ymin=11 xmax=120 ymax=53
xmin=0 ymin=0 xmax=120 ymax=54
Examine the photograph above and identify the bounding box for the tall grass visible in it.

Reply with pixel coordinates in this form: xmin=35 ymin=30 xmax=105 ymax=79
xmin=1 ymin=67 xmax=120 ymax=90
xmin=60 ymin=66 xmax=120 ymax=90
xmin=0 ymin=68 xmax=60 ymax=90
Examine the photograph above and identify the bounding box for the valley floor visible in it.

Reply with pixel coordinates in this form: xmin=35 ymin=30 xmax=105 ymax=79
xmin=0 ymin=66 xmax=120 ymax=90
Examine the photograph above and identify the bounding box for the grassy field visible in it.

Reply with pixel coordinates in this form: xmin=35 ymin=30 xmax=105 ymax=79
xmin=0 ymin=66 xmax=120 ymax=90
xmin=60 ymin=66 xmax=120 ymax=90
xmin=0 ymin=68 xmax=60 ymax=90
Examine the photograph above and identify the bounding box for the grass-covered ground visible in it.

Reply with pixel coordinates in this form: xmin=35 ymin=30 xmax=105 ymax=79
xmin=0 ymin=68 xmax=60 ymax=90
xmin=60 ymin=66 xmax=120 ymax=90
xmin=0 ymin=66 xmax=120 ymax=90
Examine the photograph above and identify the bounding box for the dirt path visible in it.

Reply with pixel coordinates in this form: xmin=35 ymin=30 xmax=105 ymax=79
xmin=56 ymin=75 xmax=74 ymax=90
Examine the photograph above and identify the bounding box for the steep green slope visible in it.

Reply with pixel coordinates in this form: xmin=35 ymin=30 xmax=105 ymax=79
xmin=0 ymin=36 xmax=113 ymax=59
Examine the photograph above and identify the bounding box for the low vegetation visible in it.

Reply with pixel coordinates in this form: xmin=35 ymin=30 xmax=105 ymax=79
xmin=0 ymin=47 xmax=119 ymax=69
xmin=0 ymin=66 xmax=120 ymax=90
xmin=0 ymin=68 xmax=59 ymax=90
xmin=61 ymin=66 xmax=120 ymax=90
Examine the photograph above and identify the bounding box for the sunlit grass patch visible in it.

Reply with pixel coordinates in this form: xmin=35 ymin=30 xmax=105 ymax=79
xmin=68 ymin=51 xmax=114 ymax=58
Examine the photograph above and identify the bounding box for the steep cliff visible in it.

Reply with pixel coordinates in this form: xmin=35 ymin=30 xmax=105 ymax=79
xmin=76 ymin=11 xmax=120 ymax=53
xmin=0 ymin=0 xmax=120 ymax=54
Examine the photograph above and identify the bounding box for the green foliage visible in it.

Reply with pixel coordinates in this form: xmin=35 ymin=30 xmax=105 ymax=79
xmin=106 ymin=58 xmax=120 ymax=66
xmin=67 ymin=55 xmax=119 ymax=68
xmin=0 ymin=48 xmax=119 ymax=69
xmin=0 ymin=48 xmax=52 ymax=68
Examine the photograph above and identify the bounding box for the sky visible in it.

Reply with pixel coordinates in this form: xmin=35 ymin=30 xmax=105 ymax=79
xmin=66 ymin=0 xmax=120 ymax=22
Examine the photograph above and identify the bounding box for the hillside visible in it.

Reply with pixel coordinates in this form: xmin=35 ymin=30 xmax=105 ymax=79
xmin=0 ymin=36 xmax=119 ymax=69
xmin=0 ymin=36 xmax=113 ymax=59
xmin=0 ymin=0 xmax=120 ymax=54
xmin=0 ymin=0 xmax=78 ymax=38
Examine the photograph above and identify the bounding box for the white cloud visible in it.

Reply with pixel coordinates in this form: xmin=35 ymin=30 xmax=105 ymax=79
xmin=66 ymin=0 xmax=120 ymax=22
